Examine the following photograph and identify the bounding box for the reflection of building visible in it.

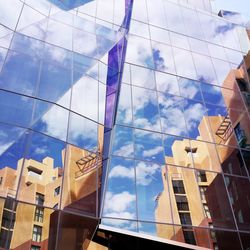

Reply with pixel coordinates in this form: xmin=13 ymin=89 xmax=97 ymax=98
xmin=0 ymin=143 xmax=101 ymax=250
xmin=155 ymin=50 xmax=250 ymax=249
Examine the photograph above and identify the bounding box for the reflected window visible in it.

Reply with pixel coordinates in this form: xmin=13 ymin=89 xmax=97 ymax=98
xmin=179 ymin=212 xmax=192 ymax=225
xmin=31 ymin=246 xmax=41 ymax=250
xmin=176 ymin=195 xmax=189 ymax=211
xmin=172 ymin=180 xmax=185 ymax=194
xmin=197 ymin=171 xmax=207 ymax=182
xmin=34 ymin=207 xmax=44 ymax=223
xmin=35 ymin=193 xmax=44 ymax=206
xmin=199 ymin=186 xmax=207 ymax=202
xmin=32 ymin=225 xmax=42 ymax=242
xmin=183 ymin=229 xmax=196 ymax=245
xmin=54 ymin=186 xmax=60 ymax=196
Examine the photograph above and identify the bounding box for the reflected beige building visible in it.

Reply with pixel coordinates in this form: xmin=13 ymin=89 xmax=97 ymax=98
xmin=0 ymin=135 xmax=103 ymax=250
xmin=155 ymin=47 xmax=250 ymax=249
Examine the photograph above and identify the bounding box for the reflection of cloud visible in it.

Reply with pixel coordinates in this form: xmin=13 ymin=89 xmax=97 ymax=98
xmin=0 ymin=142 xmax=13 ymax=155
xmin=34 ymin=147 xmax=48 ymax=155
xmin=109 ymin=165 xmax=134 ymax=179
xmin=113 ymin=144 xmax=133 ymax=157
xmin=184 ymin=103 xmax=204 ymax=132
xmin=135 ymin=161 xmax=159 ymax=186
xmin=143 ymin=146 xmax=163 ymax=158
xmin=103 ymin=191 xmax=136 ymax=226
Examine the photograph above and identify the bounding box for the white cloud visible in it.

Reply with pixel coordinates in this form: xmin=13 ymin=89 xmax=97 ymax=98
xmin=0 ymin=142 xmax=13 ymax=155
xmin=142 ymin=146 xmax=163 ymax=158
xmin=113 ymin=143 xmax=134 ymax=157
xmin=34 ymin=147 xmax=48 ymax=155
xmin=109 ymin=165 xmax=134 ymax=179
xmin=135 ymin=161 xmax=160 ymax=186
xmin=104 ymin=191 xmax=136 ymax=213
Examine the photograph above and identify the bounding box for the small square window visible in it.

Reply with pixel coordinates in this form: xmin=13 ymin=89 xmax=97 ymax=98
xmin=54 ymin=186 xmax=60 ymax=196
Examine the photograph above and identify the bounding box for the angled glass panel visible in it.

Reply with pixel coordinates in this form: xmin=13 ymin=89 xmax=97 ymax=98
xmin=190 ymin=140 xmax=221 ymax=172
xmin=68 ymin=112 xmax=98 ymax=152
xmin=0 ymin=124 xmax=28 ymax=199
xmin=164 ymin=1 xmax=186 ymax=35
xmin=131 ymin=65 xmax=155 ymax=90
xmin=152 ymin=42 xmax=175 ymax=74
xmin=17 ymin=131 xmax=65 ymax=208
xmin=155 ymin=71 xmax=179 ymax=95
xmin=101 ymin=218 xmax=138 ymax=232
xmin=131 ymin=0 xmax=147 ymax=23
xmin=112 ymin=126 xmax=133 ymax=158
xmin=135 ymin=160 xmax=165 ymax=222
xmin=61 ymin=144 xmax=99 ymax=217
xmin=182 ymin=99 xmax=208 ymax=141
xmin=32 ymin=100 xmax=69 ymax=142
xmin=17 ymin=4 xmax=47 ymax=40
xmin=208 ymin=43 xmax=227 ymax=61
xmin=216 ymin=145 xmax=247 ymax=176
xmin=46 ymin=19 xmax=73 ymax=50
xmin=224 ymin=175 xmax=250 ymax=230
xmin=71 ymin=75 xmax=98 ymax=121
xmin=164 ymin=135 xmax=192 ymax=167
xmin=158 ymin=92 xmax=187 ymax=137
xmin=169 ymin=32 xmax=189 ymax=50
xmin=0 ymin=40 xmax=42 ymax=96
xmin=130 ymin=20 xmax=150 ymax=39
xmin=38 ymin=48 xmax=72 ymax=107
xmin=103 ymin=156 xmax=137 ymax=222
xmin=192 ymin=53 xmax=217 ymax=84
xmin=212 ymin=58 xmax=232 ymax=86
xmin=173 ymin=48 xmax=197 ymax=80
xmin=134 ymin=129 xmax=164 ymax=164
xmin=0 ymin=25 xmax=13 ymax=49
xmin=139 ymin=222 xmax=174 ymax=242
xmin=126 ymin=35 xmax=154 ymax=68
xmin=132 ymin=86 xmax=161 ymax=132
xmin=0 ymin=91 xmax=34 ymax=128
xmin=178 ymin=78 xmax=202 ymax=102
xmin=150 ymin=26 xmax=170 ymax=45
xmin=146 ymin=0 xmax=167 ymax=28
xmin=0 ymin=0 xmax=23 ymax=30
xmin=189 ymin=37 xmax=209 ymax=56
xmin=99 ymin=82 xmax=106 ymax=125
xmin=116 ymin=83 xmax=133 ymax=126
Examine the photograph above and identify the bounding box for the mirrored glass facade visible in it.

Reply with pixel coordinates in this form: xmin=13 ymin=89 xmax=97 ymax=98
xmin=0 ymin=0 xmax=250 ymax=249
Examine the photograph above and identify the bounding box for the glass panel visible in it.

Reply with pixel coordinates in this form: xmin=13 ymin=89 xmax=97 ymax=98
xmin=32 ymin=100 xmax=69 ymax=142
xmin=152 ymin=42 xmax=176 ymax=74
xmin=131 ymin=65 xmax=155 ymax=90
xmin=164 ymin=135 xmax=192 ymax=167
xmin=103 ymin=157 xmax=137 ymax=222
xmin=216 ymin=145 xmax=247 ymax=176
xmin=71 ymin=75 xmax=98 ymax=121
xmin=116 ymin=83 xmax=133 ymax=126
xmin=173 ymin=48 xmax=197 ymax=80
xmin=0 ymin=90 xmax=34 ymax=128
xmin=0 ymin=124 xmax=28 ymax=199
xmin=0 ymin=0 xmax=23 ymax=30
xmin=132 ymin=86 xmax=161 ymax=132
xmin=126 ymin=35 xmax=154 ymax=68
xmin=17 ymin=131 xmax=65 ymax=208
xmin=68 ymin=113 xmax=98 ymax=151
xmin=155 ymin=71 xmax=179 ymax=95
xmin=224 ymin=175 xmax=250 ymax=230
xmin=147 ymin=0 xmax=167 ymax=28
xmin=178 ymin=78 xmax=202 ymax=102
xmin=134 ymin=129 xmax=165 ymax=164
xmin=112 ymin=126 xmax=133 ymax=158
xmin=0 ymin=49 xmax=40 ymax=96
xmin=158 ymin=92 xmax=187 ymax=137
xmin=136 ymin=160 xmax=165 ymax=222
xmin=150 ymin=26 xmax=170 ymax=45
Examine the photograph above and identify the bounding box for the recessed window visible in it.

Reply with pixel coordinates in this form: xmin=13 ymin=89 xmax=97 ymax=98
xmin=34 ymin=207 xmax=44 ymax=223
xmin=35 ymin=193 xmax=44 ymax=206
xmin=31 ymin=245 xmax=41 ymax=250
xmin=172 ymin=180 xmax=185 ymax=194
xmin=183 ymin=230 xmax=196 ymax=245
xmin=197 ymin=171 xmax=207 ymax=182
xmin=54 ymin=186 xmax=60 ymax=196
xmin=179 ymin=212 xmax=192 ymax=225
xmin=175 ymin=195 xmax=189 ymax=211
xmin=32 ymin=225 xmax=42 ymax=242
